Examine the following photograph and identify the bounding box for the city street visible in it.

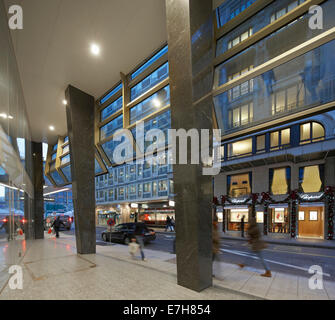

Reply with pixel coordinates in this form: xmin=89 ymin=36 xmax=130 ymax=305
xmin=62 ymin=227 xmax=335 ymax=282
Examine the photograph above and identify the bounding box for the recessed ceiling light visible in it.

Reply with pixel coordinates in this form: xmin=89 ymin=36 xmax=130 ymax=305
xmin=8 ymin=115 xmax=14 ymax=119
xmin=90 ymin=43 xmax=100 ymax=56
xmin=49 ymin=126 xmax=55 ymax=131
xmin=62 ymin=99 xmax=68 ymax=106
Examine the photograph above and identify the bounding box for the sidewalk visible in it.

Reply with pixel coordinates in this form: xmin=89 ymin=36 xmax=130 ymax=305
xmin=153 ymin=228 xmax=335 ymax=250
xmin=0 ymin=233 xmax=333 ymax=300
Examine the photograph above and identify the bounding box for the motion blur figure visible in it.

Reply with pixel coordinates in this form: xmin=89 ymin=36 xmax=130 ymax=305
xmin=212 ymin=218 xmax=221 ymax=279
xmin=238 ymin=217 xmax=272 ymax=278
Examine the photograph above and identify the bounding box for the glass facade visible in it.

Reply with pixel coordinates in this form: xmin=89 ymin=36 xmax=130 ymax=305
xmin=101 ymin=96 xmax=123 ymax=121
xmin=214 ymin=39 xmax=335 ymax=135
xmin=100 ymin=114 xmax=123 ymax=140
xmin=100 ymin=83 xmax=122 ymax=105
xmin=216 ymin=0 xmax=257 ymax=28
xmin=50 ymin=170 xmax=65 ymax=186
xmin=130 ymin=86 xmax=170 ymax=124
xmin=61 ymin=165 xmax=72 ymax=182
xmin=216 ymin=0 xmax=307 ymax=56
xmin=0 ymin=4 xmax=34 ymax=241
xmin=131 ymin=45 xmax=168 ymax=80
xmin=131 ymin=62 xmax=169 ymax=101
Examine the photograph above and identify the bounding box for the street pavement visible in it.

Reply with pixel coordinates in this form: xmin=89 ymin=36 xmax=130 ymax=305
xmin=63 ymin=227 xmax=335 ymax=282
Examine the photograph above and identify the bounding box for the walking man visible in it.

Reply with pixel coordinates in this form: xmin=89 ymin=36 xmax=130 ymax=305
xmin=238 ymin=217 xmax=272 ymax=277
xmin=51 ymin=216 xmax=65 ymax=238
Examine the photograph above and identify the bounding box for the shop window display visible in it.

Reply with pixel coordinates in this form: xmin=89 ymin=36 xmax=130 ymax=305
xmin=270 ymin=207 xmax=289 ymax=233
xmin=228 ymin=208 xmax=249 ymax=231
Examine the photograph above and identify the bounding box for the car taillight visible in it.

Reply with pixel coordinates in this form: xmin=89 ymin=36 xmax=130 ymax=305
xmin=2 ymin=219 xmax=7 ymax=223
xmin=20 ymin=219 xmax=27 ymax=224
xmin=69 ymin=217 xmax=73 ymax=222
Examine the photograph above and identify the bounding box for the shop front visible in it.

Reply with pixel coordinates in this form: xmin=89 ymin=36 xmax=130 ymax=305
xmin=96 ymin=206 xmax=121 ymax=226
xmin=216 ymin=188 xmax=334 ymax=241
xmin=226 ymin=207 xmax=249 ymax=232
xmin=139 ymin=204 xmax=175 ymax=227
xmin=268 ymin=205 xmax=290 ymax=235
xmin=298 ymin=203 xmax=324 ymax=239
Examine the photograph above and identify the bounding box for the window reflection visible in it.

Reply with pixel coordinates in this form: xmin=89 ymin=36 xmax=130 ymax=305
xmin=214 ymin=39 xmax=335 ymax=135
xmin=100 ymin=115 xmax=123 ymax=140
xmin=131 ymin=62 xmax=169 ymax=101
xmin=130 ymin=86 xmax=170 ymax=124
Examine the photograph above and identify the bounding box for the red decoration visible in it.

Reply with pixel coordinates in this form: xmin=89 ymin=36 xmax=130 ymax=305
xmin=251 ymin=193 xmax=259 ymax=202
xmin=213 ymin=197 xmax=219 ymax=206
xmin=289 ymin=190 xmax=298 ymax=201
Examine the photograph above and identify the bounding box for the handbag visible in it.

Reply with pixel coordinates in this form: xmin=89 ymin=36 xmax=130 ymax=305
xmin=48 ymin=228 xmax=52 ymax=234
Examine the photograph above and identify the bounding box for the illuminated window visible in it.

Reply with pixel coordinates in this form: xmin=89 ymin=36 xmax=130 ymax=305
xmin=228 ymin=28 xmax=253 ymax=49
xmin=227 ymin=173 xmax=252 ymax=197
xmin=228 ymin=103 xmax=253 ymax=128
xmin=270 ymin=0 xmax=306 ymax=23
xmin=299 ymin=165 xmax=324 ymax=193
xmin=300 ymin=122 xmax=325 ymax=144
xmin=228 ymin=138 xmax=252 ymax=159
xmin=270 ymin=128 xmax=290 ymax=150
xmin=269 ymin=167 xmax=290 ymax=195
xmin=272 ymin=85 xmax=303 ymax=115
xmin=228 ymin=208 xmax=249 ymax=231
xmin=228 ymin=66 xmax=254 ymax=102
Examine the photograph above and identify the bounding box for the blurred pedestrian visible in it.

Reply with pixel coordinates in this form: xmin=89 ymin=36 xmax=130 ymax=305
xmin=51 ymin=216 xmax=65 ymax=238
xmin=134 ymin=224 xmax=147 ymax=261
xmin=241 ymin=215 xmax=245 ymax=238
xmin=169 ymin=217 xmax=175 ymax=232
xmin=129 ymin=237 xmax=140 ymax=259
xmin=165 ymin=215 xmax=171 ymax=232
xmin=212 ymin=218 xmax=221 ymax=278
xmin=238 ymin=217 xmax=271 ymax=277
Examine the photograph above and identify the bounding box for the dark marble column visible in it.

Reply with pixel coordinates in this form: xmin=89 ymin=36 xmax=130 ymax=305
xmin=166 ymin=0 xmax=214 ymax=292
xmin=65 ymin=85 xmax=96 ymax=254
xmin=32 ymin=142 xmax=44 ymax=239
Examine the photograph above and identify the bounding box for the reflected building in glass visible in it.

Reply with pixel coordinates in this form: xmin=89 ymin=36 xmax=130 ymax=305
xmin=213 ymin=0 xmax=335 ymax=240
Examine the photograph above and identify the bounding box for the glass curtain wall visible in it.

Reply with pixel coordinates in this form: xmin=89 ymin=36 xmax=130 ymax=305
xmin=0 ymin=2 xmax=34 ymax=243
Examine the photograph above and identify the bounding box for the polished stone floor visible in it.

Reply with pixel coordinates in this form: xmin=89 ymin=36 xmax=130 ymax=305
xmin=0 ymin=234 xmax=255 ymax=300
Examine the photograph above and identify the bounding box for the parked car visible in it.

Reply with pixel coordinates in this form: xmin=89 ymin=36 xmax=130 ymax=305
xmin=101 ymin=222 xmax=156 ymax=244
xmin=44 ymin=214 xmax=73 ymax=231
